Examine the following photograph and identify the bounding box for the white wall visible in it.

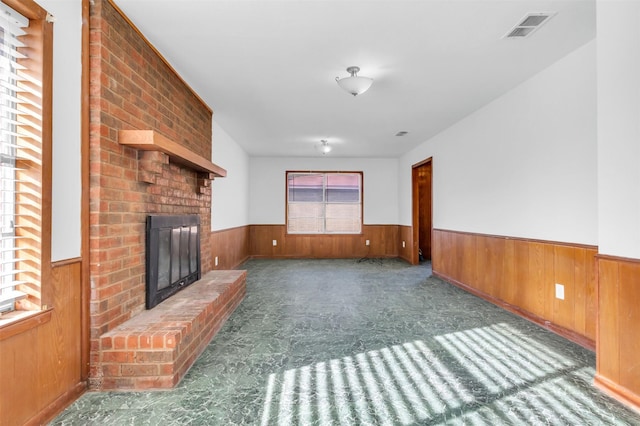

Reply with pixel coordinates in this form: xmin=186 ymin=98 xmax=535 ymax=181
xmin=249 ymin=157 xmax=399 ymax=225
xmin=40 ymin=0 xmax=82 ymax=261
xmin=399 ymin=39 xmax=597 ymax=246
xmin=211 ymin=120 xmax=250 ymax=230
xmin=597 ymin=1 xmax=640 ymax=258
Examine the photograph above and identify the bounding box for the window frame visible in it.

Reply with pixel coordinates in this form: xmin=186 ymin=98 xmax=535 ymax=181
xmin=0 ymin=0 xmax=53 ymax=318
xmin=285 ymin=171 xmax=363 ymax=235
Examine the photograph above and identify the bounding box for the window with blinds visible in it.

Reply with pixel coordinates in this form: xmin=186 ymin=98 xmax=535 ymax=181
xmin=287 ymin=172 xmax=362 ymax=234
xmin=0 ymin=2 xmax=47 ymax=313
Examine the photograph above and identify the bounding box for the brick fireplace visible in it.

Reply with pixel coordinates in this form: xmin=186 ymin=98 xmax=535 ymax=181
xmin=87 ymin=0 xmax=243 ymax=390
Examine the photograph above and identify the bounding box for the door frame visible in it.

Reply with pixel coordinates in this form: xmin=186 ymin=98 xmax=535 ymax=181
xmin=411 ymin=157 xmax=432 ymax=265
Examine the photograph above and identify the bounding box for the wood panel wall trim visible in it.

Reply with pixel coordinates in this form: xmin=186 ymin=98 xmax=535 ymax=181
xmin=596 ymin=254 xmax=640 ymax=264
xmin=105 ymin=0 xmax=212 ymax=114
xmin=433 ymin=271 xmax=596 ymax=350
xmin=433 ymin=228 xmax=598 ymax=250
xmin=0 ymin=308 xmax=53 ymax=342
xmin=23 ymin=381 xmax=86 ymax=426
xmin=398 ymin=225 xmax=413 ymax=264
xmin=81 ymin=0 xmax=91 ymax=383
xmin=596 ymin=256 xmax=640 ymax=411
xmin=40 ymin=2 xmax=54 ymax=309
xmin=211 ymin=224 xmax=250 ymax=234
xmin=432 ymin=228 xmax=598 ymax=349
xmin=211 ymin=226 xmax=250 ymax=270
xmin=249 ymin=224 xmax=400 ymax=259
xmin=594 ymin=374 xmax=640 ymax=413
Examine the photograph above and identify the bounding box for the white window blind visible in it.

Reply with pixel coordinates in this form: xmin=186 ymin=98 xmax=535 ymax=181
xmin=287 ymin=172 xmax=362 ymax=234
xmin=0 ymin=3 xmax=31 ymax=312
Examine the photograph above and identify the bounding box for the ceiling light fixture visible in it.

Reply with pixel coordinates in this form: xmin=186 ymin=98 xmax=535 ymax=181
xmin=335 ymin=66 xmax=373 ymax=96
xmin=317 ymin=139 xmax=332 ymax=155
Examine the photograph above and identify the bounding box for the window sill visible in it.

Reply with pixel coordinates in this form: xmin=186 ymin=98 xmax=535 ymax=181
xmin=0 ymin=308 xmax=53 ymax=342
xmin=286 ymin=232 xmax=364 ymax=236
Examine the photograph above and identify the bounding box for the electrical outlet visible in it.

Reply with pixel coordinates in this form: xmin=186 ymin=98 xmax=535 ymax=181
xmin=555 ymin=283 xmax=565 ymax=300
xmin=215 ymin=256 xmax=218 ymax=267
xmin=402 ymin=240 xmax=406 ymax=248
xmin=272 ymin=240 xmax=277 ymax=246
xmin=365 ymin=239 xmax=370 ymax=246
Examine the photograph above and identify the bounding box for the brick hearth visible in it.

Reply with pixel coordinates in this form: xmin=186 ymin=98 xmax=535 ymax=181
xmin=97 ymin=270 xmax=246 ymax=390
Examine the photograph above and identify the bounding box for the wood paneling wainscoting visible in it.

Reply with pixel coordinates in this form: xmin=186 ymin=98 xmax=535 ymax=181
xmin=0 ymin=260 xmax=84 ymax=426
xmin=595 ymin=255 xmax=640 ymax=411
xmin=399 ymin=225 xmax=414 ymax=264
xmin=211 ymin=226 xmax=250 ymax=270
xmin=249 ymin=225 xmax=399 ymax=259
xmin=432 ymin=229 xmax=597 ymax=350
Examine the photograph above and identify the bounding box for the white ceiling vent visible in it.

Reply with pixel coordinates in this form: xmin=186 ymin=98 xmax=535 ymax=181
xmin=504 ymin=12 xmax=556 ymax=39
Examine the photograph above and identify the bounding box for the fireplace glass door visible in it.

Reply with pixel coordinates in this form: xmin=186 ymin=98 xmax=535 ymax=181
xmin=146 ymin=215 xmax=201 ymax=308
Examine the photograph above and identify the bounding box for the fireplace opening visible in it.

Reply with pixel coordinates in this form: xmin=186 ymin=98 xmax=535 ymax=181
xmin=146 ymin=215 xmax=201 ymax=309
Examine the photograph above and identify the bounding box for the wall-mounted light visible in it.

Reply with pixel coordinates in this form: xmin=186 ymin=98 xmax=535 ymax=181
xmin=335 ymin=66 xmax=373 ymax=97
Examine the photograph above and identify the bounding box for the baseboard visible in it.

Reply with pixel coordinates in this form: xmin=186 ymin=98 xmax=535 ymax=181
xmin=230 ymin=255 xmax=250 ymax=270
xmin=594 ymin=374 xmax=640 ymax=414
xmin=248 ymin=254 xmax=400 ymax=260
xmin=25 ymin=381 xmax=86 ymax=426
xmin=433 ymin=271 xmax=595 ymax=351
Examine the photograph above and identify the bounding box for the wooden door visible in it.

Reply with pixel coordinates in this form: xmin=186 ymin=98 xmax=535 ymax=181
xmin=412 ymin=159 xmax=432 ymax=263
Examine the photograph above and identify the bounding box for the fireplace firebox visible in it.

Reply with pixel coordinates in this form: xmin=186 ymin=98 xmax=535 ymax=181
xmin=146 ymin=215 xmax=201 ymax=309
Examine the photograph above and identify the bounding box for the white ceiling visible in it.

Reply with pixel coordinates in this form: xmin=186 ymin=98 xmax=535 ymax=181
xmin=114 ymin=0 xmax=595 ymax=158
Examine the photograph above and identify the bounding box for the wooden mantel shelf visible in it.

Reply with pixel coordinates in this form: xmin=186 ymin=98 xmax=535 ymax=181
xmin=118 ymin=130 xmax=226 ymax=177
